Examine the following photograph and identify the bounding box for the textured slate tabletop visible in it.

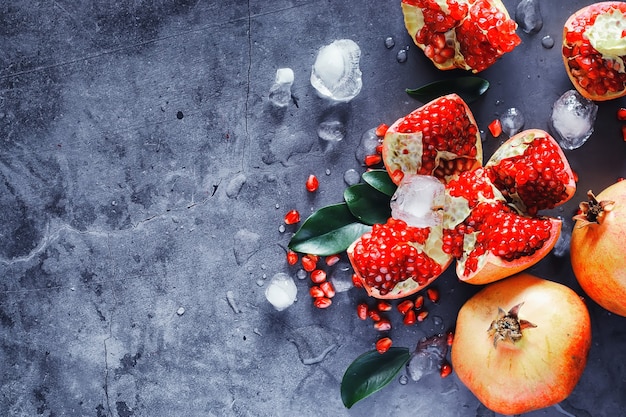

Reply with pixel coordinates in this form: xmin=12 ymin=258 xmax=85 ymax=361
xmin=1 ymin=1 xmax=624 ymax=416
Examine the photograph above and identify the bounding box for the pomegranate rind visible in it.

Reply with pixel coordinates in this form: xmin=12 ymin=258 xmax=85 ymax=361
xmin=571 ymin=181 xmax=626 ymax=316
xmin=485 ymin=129 xmax=577 ymax=214
xmin=456 ymin=216 xmax=562 ymax=285
xmin=562 ymin=2 xmax=626 ymax=101
xmin=382 ymin=94 xmax=482 ymax=185
xmin=402 ymin=0 xmax=520 ymax=73
xmin=452 ymin=273 xmax=591 ymax=415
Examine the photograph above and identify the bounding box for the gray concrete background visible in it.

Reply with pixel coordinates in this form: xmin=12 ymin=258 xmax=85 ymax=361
xmin=1 ymin=1 xmax=625 ymax=416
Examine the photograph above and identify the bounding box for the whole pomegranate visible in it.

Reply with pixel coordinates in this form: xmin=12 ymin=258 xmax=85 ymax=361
xmin=451 ymin=273 xmax=591 ymax=415
xmin=401 ymin=0 xmax=521 ymax=73
xmin=562 ymin=2 xmax=626 ymax=101
xmin=571 ymin=180 xmax=626 ymax=316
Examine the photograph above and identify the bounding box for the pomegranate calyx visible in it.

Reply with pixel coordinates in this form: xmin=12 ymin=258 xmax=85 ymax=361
xmin=487 ymin=302 xmax=536 ymax=347
xmin=573 ymin=190 xmax=616 ymax=227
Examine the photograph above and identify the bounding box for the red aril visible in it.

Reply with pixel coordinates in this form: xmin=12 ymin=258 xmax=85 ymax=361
xmin=305 ymin=174 xmax=319 ymax=192
xmin=284 ymin=209 xmax=300 ymax=225
xmin=376 ymin=337 xmax=393 ymax=354
xmin=451 ymin=273 xmax=591 ymax=415
xmin=382 ymin=94 xmax=482 ymax=185
xmin=401 ymin=0 xmax=521 ymax=73
xmin=571 ymin=181 xmax=626 ymax=316
xmin=562 ymin=2 xmax=626 ymax=101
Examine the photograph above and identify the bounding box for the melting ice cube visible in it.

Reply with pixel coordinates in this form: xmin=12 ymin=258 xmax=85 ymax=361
xmin=406 ymin=333 xmax=448 ymax=382
xmin=550 ymin=90 xmax=598 ymax=150
xmin=516 ymin=0 xmax=543 ymax=34
xmin=390 ymin=174 xmax=445 ymax=228
xmin=310 ymin=39 xmax=362 ymax=103
xmin=317 ymin=119 xmax=346 ymax=142
xmin=269 ymin=68 xmax=294 ymax=108
xmin=355 ymin=128 xmax=380 ymax=164
xmin=265 ymin=272 xmax=297 ymax=311
xmin=500 ymin=107 xmax=525 ymax=137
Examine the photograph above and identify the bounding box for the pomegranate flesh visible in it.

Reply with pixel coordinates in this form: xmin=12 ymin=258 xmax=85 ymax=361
xmin=571 ymin=181 xmax=626 ymax=316
xmin=452 ymin=273 xmax=591 ymax=415
xmin=563 ymin=2 xmax=626 ymax=101
xmin=401 ymin=0 xmax=521 ymax=73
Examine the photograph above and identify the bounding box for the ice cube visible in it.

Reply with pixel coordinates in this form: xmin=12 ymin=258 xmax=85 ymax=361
xmin=310 ymin=39 xmax=362 ymax=103
xmin=552 ymin=216 xmax=571 ymax=258
xmin=269 ymin=68 xmax=294 ymax=107
xmin=406 ymin=333 xmax=448 ymax=382
xmin=390 ymin=174 xmax=445 ymax=228
xmin=265 ymin=272 xmax=297 ymax=311
xmin=355 ymin=128 xmax=380 ymax=165
xmin=550 ymin=90 xmax=598 ymax=150
xmin=500 ymin=107 xmax=525 ymax=137
xmin=329 ymin=261 xmax=354 ymax=293
xmin=317 ymin=119 xmax=346 ymax=142
xmin=516 ymin=0 xmax=543 ymax=34
xmin=343 ymin=169 xmax=360 ymax=186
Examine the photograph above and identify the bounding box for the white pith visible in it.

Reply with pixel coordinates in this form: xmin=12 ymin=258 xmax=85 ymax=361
xmin=585 ymin=8 xmax=626 ymax=57
xmin=384 ymin=131 xmax=425 ymax=174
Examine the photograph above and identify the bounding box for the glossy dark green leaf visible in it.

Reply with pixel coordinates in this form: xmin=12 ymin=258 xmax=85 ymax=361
xmin=406 ymin=76 xmax=490 ymax=104
xmin=362 ymin=170 xmax=397 ymax=197
xmin=344 ymin=183 xmax=391 ymax=226
xmin=288 ymin=203 xmax=371 ymax=256
xmin=341 ymin=347 xmax=411 ymax=409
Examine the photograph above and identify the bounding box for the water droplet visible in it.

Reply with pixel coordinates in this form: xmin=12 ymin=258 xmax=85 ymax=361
xmin=296 ymin=269 xmax=307 ymax=280
xmin=343 ymin=169 xmax=360 ymax=186
xmin=325 ymin=168 xmax=331 ymax=175
xmin=278 ymin=224 xmax=286 ymax=233
xmin=398 ymin=374 xmax=408 ymax=385
xmin=384 ymin=36 xmax=395 ymax=49
xmin=177 ymin=307 xmax=185 ymax=316
xmin=396 ymin=48 xmax=408 ymax=63
xmin=541 ymin=35 xmax=555 ymax=49
xmin=432 ymin=315 xmax=444 ymax=330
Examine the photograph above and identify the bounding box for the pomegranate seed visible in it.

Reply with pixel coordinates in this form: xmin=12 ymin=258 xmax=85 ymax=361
xmin=284 ymin=209 xmax=300 ymax=225
xmin=309 ymin=286 xmax=325 ymax=298
xmin=446 ymin=331 xmax=454 ymax=346
xmin=286 ymin=250 xmax=299 ymax=265
xmin=397 ymin=300 xmax=414 ymax=315
xmin=305 ymin=174 xmax=319 ymax=192
xmin=426 ymin=287 xmax=440 ymax=303
xmin=618 ymin=108 xmax=626 ymax=121
xmin=390 ymin=169 xmax=404 ymax=184
xmin=301 ymin=255 xmax=317 ymax=272
xmin=417 ymin=310 xmax=429 ymax=322
xmin=325 ymin=254 xmax=340 ymax=266
xmin=374 ymin=318 xmax=392 ymax=331
xmin=377 ymin=301 xmax=392 ymax=312
xmin=313 ymin=297 xmax=332 ymax=309
xmin=440 ymin=361 xmax=453 ymax=378
xmin=351 ymin=273 xmax=363 ymax=288
xmin=356 ymin=303 xmax=369 ymax=320
xmin=488 ymin=119 xmax=502 ymax=137
xmin=364 ymin=154 xmax=382 ymax=166
xmin=622 ymin=125 xmax=626 ymax=142
xmin=375 ymin=144 xmax=383 ymax=154
xmin=376 ymin=337 xmax=393 ymax=354
xmin=403 ymin=309 xmax=417 ymax=325
xmin=320 ymin=281 xmax=335 ymax=298
xmin=310 ymin=269 xmax=326 ymax=284
xmin=368 ymin=309 xmax=382 ymax=322
xmin=375 ymin=123 xmax=389 ymax=137
xmin=414 ymin=295 xmax=424 ymax=310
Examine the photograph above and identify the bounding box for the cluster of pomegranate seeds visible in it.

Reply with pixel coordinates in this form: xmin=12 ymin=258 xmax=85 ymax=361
xmin=456 ymin=0 xmax=521 ymax=73
xmin=563 ymin=4 xmax=626 ymax=98
xmin=287 ymin=253 xmax=341 ymax=309
xmin=284 ymin=209 xmax=300 ymax=225
xmin=486 ymin=137 xmax=572 ymax=215
xmin=351 ymin=218 xmax=442 ymax=296
xmin=395 ymin=97 xmax=479 ymax=178
xmin=446 ymin=168 xmax=496 ymax=207
xmin=488 ymin=119 xmax=502 ymax=137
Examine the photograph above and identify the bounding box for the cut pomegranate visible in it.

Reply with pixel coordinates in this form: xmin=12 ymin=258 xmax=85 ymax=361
xmin=401 ymin=0 xmax=521 ymax=73
xmin=382 ymin=94 xmax=482 ymax=185
xmin=562 ymin=2 xmax=626 ymax=101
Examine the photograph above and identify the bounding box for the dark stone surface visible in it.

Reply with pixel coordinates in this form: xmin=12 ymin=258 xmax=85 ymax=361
xmin=1 ymin=1 xmax=625 ymax=416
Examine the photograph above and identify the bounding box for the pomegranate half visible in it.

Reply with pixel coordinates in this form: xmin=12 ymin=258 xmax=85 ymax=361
xmin=451 ymin=273 xmax=591 ymax=415
xmin=401 ymin=0 xmax=521 ymax=73
xmin=562 ymin=2 xmax=626 ymax=101
xmin=571 ymin=180 xmax=626 ymax=316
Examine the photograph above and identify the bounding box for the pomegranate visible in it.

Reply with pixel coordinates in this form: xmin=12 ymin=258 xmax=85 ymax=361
xmin=571 ymin=181 xmax=626 ymax=316
xmin=382 ymin=94 xmax=482 ymax=185
xmin=562 ymin=2 xmax=626 ymax=101
xmin=451 ymin=273 xmax=591 ymax=415
xmin=347 ymin=217 xmax=452 ymax=299
xmin=401 ymin=0 xmax=521 ymax=73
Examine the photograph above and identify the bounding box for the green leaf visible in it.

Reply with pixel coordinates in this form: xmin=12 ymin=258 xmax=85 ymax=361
xmin=406 ymin=76 xmax=490 ymax=104
xmin=362 ymin=170 xmax=397 ymax=197
xmin=344 ymin=183 xmax=391 ymax=226
xmin=341 ymin=347 xmax=411 ymax=409
xmin=288 ymin=203 xmax=371 ymax=256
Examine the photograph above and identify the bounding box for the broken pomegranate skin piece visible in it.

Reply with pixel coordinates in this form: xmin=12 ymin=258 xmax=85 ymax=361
xmin=562 ymin=2 xmax=626 ymax=101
